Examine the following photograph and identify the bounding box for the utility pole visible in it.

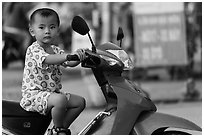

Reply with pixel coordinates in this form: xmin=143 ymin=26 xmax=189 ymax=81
xmin=101 ymin=2 xmax=110 ymax=43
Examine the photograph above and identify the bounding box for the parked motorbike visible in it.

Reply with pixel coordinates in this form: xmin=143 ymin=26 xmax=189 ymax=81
xmin=2 ymin=16 xmax=202 ymax=135
xmin=2 ymin=29 xmax=30 ymax=69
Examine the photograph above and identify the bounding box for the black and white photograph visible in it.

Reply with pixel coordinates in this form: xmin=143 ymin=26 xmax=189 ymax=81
xmin=2 ymin=1 xmax=202 ymax=135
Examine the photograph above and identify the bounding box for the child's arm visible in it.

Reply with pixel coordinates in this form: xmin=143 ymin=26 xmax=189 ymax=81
xmin=44 ymin=53 xmax=80 ymax=67
xmin=44 ymin=49 xmax=86 ymax=67
xmin=44 ymin=54 xmax=66 ymax=65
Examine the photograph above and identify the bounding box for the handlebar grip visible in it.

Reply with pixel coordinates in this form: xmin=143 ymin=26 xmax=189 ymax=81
xmin=66 ymin=54 xmax=80 ymax=61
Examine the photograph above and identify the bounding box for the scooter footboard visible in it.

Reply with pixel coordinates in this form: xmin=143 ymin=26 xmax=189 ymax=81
xmin=134 ymin=112 xmax=202 ymax=135
xmin=78 ymin=110 xmax=117 ymax=135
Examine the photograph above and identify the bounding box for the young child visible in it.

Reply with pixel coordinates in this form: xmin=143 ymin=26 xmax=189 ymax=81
xmin=20 ymin=8 xmax=86 ymax=135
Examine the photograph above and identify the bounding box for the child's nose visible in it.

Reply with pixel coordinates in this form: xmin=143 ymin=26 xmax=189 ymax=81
xmin=45 ymin=27 xmax=50 ymax=34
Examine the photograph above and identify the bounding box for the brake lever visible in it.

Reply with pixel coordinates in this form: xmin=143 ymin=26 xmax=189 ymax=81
xmin=81 ymin=50 xmax=100 ymax=68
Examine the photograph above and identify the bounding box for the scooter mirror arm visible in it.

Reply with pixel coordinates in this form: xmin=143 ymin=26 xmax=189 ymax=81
xmin=87 ymin=32 xmax=96 ymax=53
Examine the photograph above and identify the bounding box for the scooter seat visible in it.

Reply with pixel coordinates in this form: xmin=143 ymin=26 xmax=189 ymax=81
xmin=2 ymin=100 xmax=52 ymax=135
xmin=2 ymin=100 xmax=46 ymax=117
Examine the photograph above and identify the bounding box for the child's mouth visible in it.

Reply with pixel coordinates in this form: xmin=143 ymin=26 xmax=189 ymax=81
xmin=44 ymin=36 xmax=51 ymax=39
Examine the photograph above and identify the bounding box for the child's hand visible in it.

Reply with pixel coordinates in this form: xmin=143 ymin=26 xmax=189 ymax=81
xmin=74 ymin=49 xmax=86 ymax=61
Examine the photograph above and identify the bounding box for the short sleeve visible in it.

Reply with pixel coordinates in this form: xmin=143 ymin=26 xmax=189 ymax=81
xmin=28 ymin=46 xmax=49 ymax=68
xmin=51 ymin=45 xmax=69 ymax=67
xmin=52 ymin=45 xmax=65 ymax=54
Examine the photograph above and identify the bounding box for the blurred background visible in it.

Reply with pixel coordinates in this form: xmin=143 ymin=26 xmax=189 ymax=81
xmin=2 ymin=2 xmax=202 ymax=134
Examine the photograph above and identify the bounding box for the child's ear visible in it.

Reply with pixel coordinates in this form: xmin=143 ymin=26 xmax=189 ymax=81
xmin=29 ymin=25 xmax=35 ymax=37
xmin=57 ymin=28 xmax=60 ymax=36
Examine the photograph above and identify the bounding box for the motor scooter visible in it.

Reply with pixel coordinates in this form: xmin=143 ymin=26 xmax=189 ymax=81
xmin=2 ymin=16 xmax=202 ymax=135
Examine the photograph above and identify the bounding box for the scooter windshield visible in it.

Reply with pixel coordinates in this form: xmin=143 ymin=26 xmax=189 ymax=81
xmin=106 ymin=49 xmax=134 ymax=70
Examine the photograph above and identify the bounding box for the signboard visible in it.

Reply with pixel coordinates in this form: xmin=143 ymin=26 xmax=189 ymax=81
xmin=133 ymin=2 xmax=188 ymax=67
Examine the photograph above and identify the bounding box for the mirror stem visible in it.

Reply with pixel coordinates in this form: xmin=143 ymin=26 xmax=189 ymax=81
xmin=88 ymin=32 xmax=96 ymax=53
xmin=120 ymin=39 xmax=122 ymax=47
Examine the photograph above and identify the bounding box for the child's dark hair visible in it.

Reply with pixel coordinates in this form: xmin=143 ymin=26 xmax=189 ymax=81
xmin=30 ymin=8 xmax=60 ymax=26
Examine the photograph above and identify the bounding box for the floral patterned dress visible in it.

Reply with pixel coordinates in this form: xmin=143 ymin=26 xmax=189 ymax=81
xmin=20 ymin=41 xmax=69 ymax=115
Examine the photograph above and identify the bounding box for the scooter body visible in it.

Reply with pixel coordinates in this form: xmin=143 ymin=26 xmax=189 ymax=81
xmin=75 ymin=70 xmax=201 ymax=135
xmin=76 ymin=41 xmax=201 ymax=135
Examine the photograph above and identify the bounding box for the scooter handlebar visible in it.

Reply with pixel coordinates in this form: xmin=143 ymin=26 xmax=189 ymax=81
xmin=66 ymin=50 xmax=101 ymax=68
xmin=81 ymin=50 xmax=101 ymax=68
xmin=66 ymin=54 xmax=80 ymax=61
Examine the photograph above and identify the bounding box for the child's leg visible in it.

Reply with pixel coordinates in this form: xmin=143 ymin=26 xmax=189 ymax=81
xmin=47 ymin=93 xmax=69 ymax=128
xmin=63 ymin=94 xmax=86 ymax=128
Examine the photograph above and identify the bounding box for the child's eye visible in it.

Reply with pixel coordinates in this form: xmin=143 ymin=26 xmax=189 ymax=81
xmin=50 ymin=26 xmax=56 ymax=29
xmin=39 ymin=26 xmax=44 ymax=29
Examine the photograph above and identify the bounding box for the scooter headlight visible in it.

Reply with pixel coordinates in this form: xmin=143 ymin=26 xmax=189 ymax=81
xmin=99 ymin=55 xmax=120 ymax=66
xmin=106 ymin=50 xmax=134 ymax=70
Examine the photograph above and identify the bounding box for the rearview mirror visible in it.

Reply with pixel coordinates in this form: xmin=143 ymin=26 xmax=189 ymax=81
xmin=71 ymin=16 xmax=90 ymax=35
xmin=71 ymin=16 xmax=96 ymax=53
xmin=117 ymin=27 xmax=124 ymax=41
xmin=117 ymin=27 xmax=124 ymax=47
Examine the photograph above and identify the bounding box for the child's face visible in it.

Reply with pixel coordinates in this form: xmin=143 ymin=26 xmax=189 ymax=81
xmin=30 ymin=14 xmax=59 ymax=46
